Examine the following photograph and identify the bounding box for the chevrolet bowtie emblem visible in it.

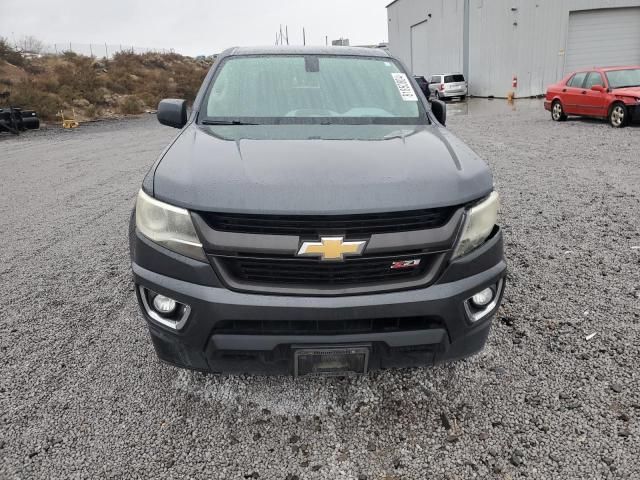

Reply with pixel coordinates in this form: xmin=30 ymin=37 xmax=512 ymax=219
xmin=297 ymin=236 xmax=367 ymax=261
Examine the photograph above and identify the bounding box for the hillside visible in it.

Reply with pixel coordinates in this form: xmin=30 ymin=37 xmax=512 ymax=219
xmin=0 ymin=42 xmax=213 ymax=123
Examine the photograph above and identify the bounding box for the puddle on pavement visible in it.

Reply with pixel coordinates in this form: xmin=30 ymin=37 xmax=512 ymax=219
xmin=446 ymin=97 xmax=544 ymax=117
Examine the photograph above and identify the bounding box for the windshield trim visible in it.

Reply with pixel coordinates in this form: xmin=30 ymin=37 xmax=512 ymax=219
xmin=197 ymin=54 xmax=431 ymax=126
xmin=199 ymin=116 xmax=427 ymax=126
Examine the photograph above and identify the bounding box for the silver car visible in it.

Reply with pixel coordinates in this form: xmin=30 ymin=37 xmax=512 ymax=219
xmin=428 ymin=73 xmax=468 ymax=100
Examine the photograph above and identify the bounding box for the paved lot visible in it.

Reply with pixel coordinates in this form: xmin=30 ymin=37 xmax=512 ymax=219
xmin=1 ymin=103 xmax=639 ymax=479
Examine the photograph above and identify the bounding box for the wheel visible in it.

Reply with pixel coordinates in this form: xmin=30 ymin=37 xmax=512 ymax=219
xmin=551 ymin=101 xmax=567 ymax=122
xmin=609 ymin=103 xmax=628 ymax=128
xmin=460 ymin=95 xmax=466 ymax=101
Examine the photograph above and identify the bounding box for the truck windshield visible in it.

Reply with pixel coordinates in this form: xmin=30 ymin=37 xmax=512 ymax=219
xmin=200 ymin=55 xmax=427 ymax=125
xmin=605 ymin=68 xmax=640 ymax=89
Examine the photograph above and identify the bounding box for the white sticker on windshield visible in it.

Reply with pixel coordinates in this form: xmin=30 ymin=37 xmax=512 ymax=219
xmin=392 ymin=73 xmax=418 ymax=101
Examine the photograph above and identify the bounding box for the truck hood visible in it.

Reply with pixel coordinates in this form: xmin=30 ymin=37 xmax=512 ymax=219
xmin=152 ymin=123 xmax=493 ymax=214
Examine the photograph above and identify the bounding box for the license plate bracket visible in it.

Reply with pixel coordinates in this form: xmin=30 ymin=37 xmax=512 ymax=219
xmin=293 ymin=344 xmax=370 ymax=377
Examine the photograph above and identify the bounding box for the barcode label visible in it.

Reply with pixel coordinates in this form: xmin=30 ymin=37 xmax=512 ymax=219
xmin=392 ymin=73 xmax=418 ymax=101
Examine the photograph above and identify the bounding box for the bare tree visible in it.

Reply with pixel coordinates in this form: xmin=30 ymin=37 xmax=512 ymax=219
xmin=16 ymin=35 xmax=45 ymax=54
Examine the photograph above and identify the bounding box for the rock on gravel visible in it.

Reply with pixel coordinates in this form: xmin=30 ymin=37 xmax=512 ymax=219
xmin=1 ymin=103 xmax=639 ymax=479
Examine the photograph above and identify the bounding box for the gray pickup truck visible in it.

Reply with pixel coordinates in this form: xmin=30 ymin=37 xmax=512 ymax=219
xmin=129 ymin=46 xmax=506 ymax=376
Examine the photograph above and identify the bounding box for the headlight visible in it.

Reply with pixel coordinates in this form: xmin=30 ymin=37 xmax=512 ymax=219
xmin=452 ymin=192 xmax=499 ymax=259
xmin=135 ymin=190 xmax=206 ymax=261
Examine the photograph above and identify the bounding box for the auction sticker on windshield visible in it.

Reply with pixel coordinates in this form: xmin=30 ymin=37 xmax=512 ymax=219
xmin=391 ymin=73 xmax=418 ymax=101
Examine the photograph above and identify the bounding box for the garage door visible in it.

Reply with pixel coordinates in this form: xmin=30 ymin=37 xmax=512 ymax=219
xmin=410 ymin=21 xmax=430 ymax=76
xmin=565 ymin=7 xmax=640 ymax=75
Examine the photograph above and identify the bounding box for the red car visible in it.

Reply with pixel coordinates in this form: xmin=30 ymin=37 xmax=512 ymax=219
xmin=544 ymin=66 xmax=640 ymax=128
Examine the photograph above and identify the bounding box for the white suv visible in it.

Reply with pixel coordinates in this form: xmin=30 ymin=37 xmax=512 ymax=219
xmin=428 ymin=74 xmax=468 ymax=100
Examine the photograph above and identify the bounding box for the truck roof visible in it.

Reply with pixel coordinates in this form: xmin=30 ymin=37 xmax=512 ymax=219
xmin=222 ymin=45 xmax=391 ymax=58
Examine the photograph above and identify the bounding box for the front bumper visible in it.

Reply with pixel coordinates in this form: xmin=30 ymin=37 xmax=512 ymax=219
xmin=131 ymin=228 xmax=506 ymax=375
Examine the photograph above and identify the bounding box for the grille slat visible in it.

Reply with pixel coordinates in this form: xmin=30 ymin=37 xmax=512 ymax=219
xmin=239 ymin=272 xmax=422 ymax=283
xmin=212 ymin=317 xmax=440 ymax=336
xmin=219 ymin=255 xmax=430 ymax=286
xmin=239 ymin=266 xmax=422 ymax=278
xmin=240 ymin=262 xmax=399 ymax=274
xmin=201 ymin=207 xmax=457 ymax=236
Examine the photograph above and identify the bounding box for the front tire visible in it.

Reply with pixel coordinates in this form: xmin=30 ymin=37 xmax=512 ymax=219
xmin=609 ymin=103 xmax=628 ymax=128
xmin=551 ymin=100 xmax=567 ymax=122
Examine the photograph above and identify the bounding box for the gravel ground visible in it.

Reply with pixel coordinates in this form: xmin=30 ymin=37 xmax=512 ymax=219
xmin=1 ymin=103 xmax=639 ymax=479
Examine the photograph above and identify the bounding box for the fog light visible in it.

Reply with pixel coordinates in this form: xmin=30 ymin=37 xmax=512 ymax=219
xmin=138 ymin=286 xmax=191 ymax=330
xmin=471 ymin=288 xmax=494 ymax=307
xmin=152 ymin=294 xmax=177 ymax=314
xmin=464 ymin=280 xmax=504 ymax=323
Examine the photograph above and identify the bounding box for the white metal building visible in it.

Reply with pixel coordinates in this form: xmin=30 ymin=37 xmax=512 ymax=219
xmin=387 ymin=0 xmax=640 ymax=97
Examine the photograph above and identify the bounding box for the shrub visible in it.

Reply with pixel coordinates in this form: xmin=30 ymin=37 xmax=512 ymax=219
xmin=39 ymin=77 xmax=60 ymax=94
xmin=0 ymin=37 xmax=26 ymax=67
xmin=8 ymin=79 xmax=60 ymax=119
xmin=84 ymin=104 xmax=97 ymax=118
xmin=23 ymin=62 xmax=45 ymax=75
xmin=119 ymin=96 xmax=143 ymax=114
xmin=53 ymin=56 xmax=104 ymax=104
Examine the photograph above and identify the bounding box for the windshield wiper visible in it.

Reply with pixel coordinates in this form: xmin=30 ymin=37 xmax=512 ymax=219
xmin=201 ymin=120 xmax=260 ymax=125
xmin=612 ymin=84 xmax=640 ymax=89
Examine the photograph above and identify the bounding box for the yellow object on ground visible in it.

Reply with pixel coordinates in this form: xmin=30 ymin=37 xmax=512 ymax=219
xmin=59 ymin=109 xmax=79 ymax=129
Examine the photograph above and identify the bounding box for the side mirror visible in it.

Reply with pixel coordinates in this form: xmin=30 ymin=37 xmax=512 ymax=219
xmin=591 ymin=85 xmax=605 ymax=93
xmin=431 ymin=99 xmax=447 ymax=126
xmin=157 ymin=99 xmax=188 ymax=128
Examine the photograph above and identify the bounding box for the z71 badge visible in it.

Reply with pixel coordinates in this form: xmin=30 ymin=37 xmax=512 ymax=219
xmin=390 ymin=259 xmax=421 ymax=270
